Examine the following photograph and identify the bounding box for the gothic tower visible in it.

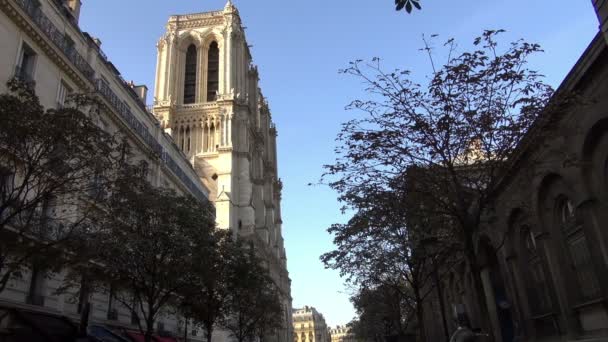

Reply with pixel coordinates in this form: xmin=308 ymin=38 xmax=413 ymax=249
xmin=152 ymin=1 xmax=293 ymax=340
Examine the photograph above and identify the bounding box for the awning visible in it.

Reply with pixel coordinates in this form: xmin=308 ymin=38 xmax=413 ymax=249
xmin=126 ymin=331 xmax=178 ymax=342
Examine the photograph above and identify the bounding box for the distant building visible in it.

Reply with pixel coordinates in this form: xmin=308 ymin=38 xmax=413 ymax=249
xmin=152 ymin=1 xmax=293 ymax=340
xmin=329 ymin=325 xmax=356 ymax=342
xmin=293 ymin=306 xmax=331 ymax=342
xmin=0 ymin=0 xmax=291 ymax=340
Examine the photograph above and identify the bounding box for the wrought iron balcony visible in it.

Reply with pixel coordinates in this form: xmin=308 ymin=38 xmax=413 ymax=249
xmin=95 ymin=79 xmax=208 ymax=203
xmin=13 ymin=0 xmax=94 ymax=81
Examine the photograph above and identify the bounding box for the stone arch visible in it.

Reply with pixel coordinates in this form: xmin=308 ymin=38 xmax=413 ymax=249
xmin=582 ymin=117 xmax=608 ymax=201
xmin=174 ymin=32 xmax=202 ymax=104
xmin=177 ymin=31 xmax=203 ymax=50
xmin=200 ymin=30 xmax=224 ymax=50
xmin=478 ymin=236 xmax=516 ymax=342
xmin=537 ymin=172 xmax=605 ymax=310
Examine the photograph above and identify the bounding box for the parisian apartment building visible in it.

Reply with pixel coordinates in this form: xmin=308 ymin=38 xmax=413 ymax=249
xmin=0 ymin=0 xmax=292 ymax=340
xmin=293 ymin=306 xmax=331 ymax=342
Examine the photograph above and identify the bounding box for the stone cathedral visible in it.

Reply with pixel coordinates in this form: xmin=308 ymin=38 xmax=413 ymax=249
xmin=152 ymin=1 xmax=293 ymax=341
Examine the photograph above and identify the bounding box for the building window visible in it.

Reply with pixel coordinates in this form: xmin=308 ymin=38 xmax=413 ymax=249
xmin=107 ymin=285 xmax=118 ymax=320
xmin=557 ymin=198 xmax=601 ymax=301
xmin=207 ymin=41 xmax=219 ymax=102
xmin=0 ymin=168 xmax=15 ymax=203
xmin=183 ymin=44 xmax=197 ymax=104
xmin=208 ymin=122 xmax=216 ymax=152
xmin=180 ymin=126 xmax=185 ymax=151
xmin=40 ymin=195 xmax=60 ymax=237
xmin=57 ymin=80 xmax=72 ymax=108
xmin=26 ymin=263 xmax=45 ymax=306
xmin=77 ymin=276 xmax=90 ymax=314
xmin=186 ymin=127 xmax=191 ymax=152
xmin=521 ymin=226 xmax=552 ymax=315
xmin=16 ymin=43 xmax=37 ymax=86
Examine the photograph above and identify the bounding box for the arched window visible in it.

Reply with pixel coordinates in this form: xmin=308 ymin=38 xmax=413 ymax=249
xmin=520 ymin=226 xmax=552 ymax=314
xmin=179 ymin=127 xmax=185 ymax=151
xmin=557 ymin=198 xmax=601 ymax=301
xmin=203 ymin=123 xmax=209 ymax=152
xmin=209 ymin=122 xmax=215 ymax=152
xmin=184 ymin=44 xmax=197 ymax=104
xmin=207 ymin=41 xmax=219 ymax=102
xmin=186 ymin=127 xmax=191 ymax=152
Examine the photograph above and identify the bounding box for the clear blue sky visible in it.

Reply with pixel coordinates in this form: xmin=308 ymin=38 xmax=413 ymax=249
xmin=80 ymin=0 xmax=598 ymax=328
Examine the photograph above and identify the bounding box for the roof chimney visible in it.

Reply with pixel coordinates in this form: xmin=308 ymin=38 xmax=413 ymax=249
xmin=131 ymin=84 xmax=148 ymax=104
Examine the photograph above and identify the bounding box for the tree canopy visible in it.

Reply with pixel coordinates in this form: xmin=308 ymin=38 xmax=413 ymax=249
xmin=322 ymin=30 xmax=554 ymax=337
xmin=0 ymin=79 xmax=120 ymax=294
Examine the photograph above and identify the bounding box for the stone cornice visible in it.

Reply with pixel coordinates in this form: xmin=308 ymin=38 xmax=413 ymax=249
xmin=175 ymin=18 xmax=225 ymax=30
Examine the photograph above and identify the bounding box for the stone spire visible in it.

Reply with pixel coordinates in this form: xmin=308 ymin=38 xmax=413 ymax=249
xmin=224 ymin=0 xmax=238 ymax=14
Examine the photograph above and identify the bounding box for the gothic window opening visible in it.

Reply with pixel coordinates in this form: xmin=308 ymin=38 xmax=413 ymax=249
xmin=557 ymin=198 xmax=601 ymax=301
xmin=186 ymin=127 xmax=191 ymax=152
xmin=184 ymin=44 xmax=197 ymax=104
xmin=179 ymin=127 xmax=184 ymax=151
xmin=209 ymin=123 xmax=216 ymax=152
xmin=203 ymin=123 xmax=209 ymax=152
xmin=207 ymin=41 xmax=219 ymax=102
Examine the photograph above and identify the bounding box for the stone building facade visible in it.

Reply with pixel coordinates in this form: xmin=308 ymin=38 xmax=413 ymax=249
xmin=293 ymin=306 xmax=331 ymax=342
xmin=422 ymin=3 xmax=608 ymax=342
xmin=329 ymin=325 xmax=355 ymax=342
xmin=0 ymin=0 xmax=213 ymax=338
xmin=151 ymin=2 xmax=293 ymax=341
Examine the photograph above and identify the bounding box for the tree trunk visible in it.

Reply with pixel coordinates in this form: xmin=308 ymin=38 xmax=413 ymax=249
xmin=464 ymin=232 xmax=493 ymax=338
xmin=414 ymin=288 xmax=427 ymax=342
xmin=184 ymin=317 xmax=188 ymax=342
xmin=205 ymin=326 xmax=213 ymax=342
xmin=145 ymin=315 xmax=155 ymax=342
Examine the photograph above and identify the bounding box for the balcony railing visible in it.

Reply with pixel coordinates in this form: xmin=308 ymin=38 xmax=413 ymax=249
xmin=95 ymin=80 xmax=208 ymax=203
xmin=14 ymin=0 xmax=95 ymax=81
xmin=11 ymin=0 xmax=208 ymax=204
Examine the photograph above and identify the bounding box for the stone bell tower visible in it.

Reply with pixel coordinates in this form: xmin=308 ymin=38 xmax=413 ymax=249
xmin=152 ymin=1 xmax=293 ymax=341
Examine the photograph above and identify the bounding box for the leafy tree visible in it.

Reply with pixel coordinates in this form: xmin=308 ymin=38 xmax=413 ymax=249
xmin=350 ymin=284 xmax=415 ymax=342
xmin=222 ymin=243 xmax=283 ymax=342
xmin=0 ymin=79 xmax=118 ymax=294
xmin=323 ymin=30 xmax=554 ymax=335
xmin=180 ymin=229 xmax=233 ymax=342
xmin=321 ymin=179 xmax=456 ymax=342
xmin=66 ymin=163 xmax=216 ymax=342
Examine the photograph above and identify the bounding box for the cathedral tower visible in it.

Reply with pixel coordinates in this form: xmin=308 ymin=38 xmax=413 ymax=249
xmin=153 ymin=1 xmax=293 ymax=340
